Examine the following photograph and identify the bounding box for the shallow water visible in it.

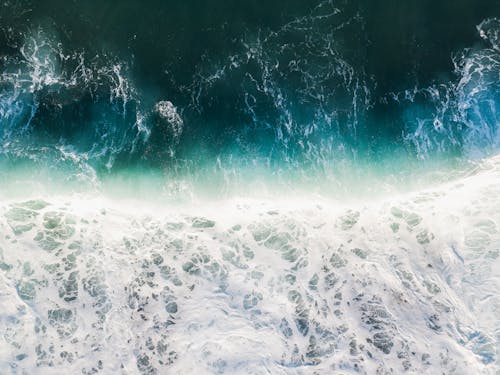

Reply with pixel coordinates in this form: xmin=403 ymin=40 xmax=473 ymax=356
xmin=0 ymin=155 xmax=499 ymax=374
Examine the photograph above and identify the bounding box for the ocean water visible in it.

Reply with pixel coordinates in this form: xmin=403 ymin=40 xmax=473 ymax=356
xmin=0 ymin=1 xmax=499 ymax=374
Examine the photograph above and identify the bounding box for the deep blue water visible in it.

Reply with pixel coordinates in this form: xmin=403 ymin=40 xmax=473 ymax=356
xmin=0 ymin=0 xmax=499 ymax=192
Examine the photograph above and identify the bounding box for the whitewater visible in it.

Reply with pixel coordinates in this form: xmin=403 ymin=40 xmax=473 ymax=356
xmin=0 ymin=154 xmax=498 ymax=374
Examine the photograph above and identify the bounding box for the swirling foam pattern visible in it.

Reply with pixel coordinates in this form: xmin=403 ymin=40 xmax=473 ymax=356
xmin=1 ymin=155 xmax=499 ymax=374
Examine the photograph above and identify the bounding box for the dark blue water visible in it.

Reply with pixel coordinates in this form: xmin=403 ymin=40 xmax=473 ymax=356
xmin=0 ymin=0 xmax=499 ymax=192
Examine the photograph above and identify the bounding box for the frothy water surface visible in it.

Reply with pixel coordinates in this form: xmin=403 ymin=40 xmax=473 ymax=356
xmin=1 ymin=155 xmax=499 ymax=374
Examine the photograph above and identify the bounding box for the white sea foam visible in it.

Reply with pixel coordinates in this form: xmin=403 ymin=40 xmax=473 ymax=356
xmin=397 ymin=17 xmax=500 ymax=159
xmin=153 ymin=101 xmax=184 ymax=139
xmin=0 ymin=28 xmax=148 ymax=172
xmin=0 ymin=155 xmax=499 ymax=374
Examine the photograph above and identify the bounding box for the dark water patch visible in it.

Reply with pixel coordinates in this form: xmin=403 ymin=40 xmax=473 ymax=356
xmin=0 ymin=1 xmax=498 ymax=193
